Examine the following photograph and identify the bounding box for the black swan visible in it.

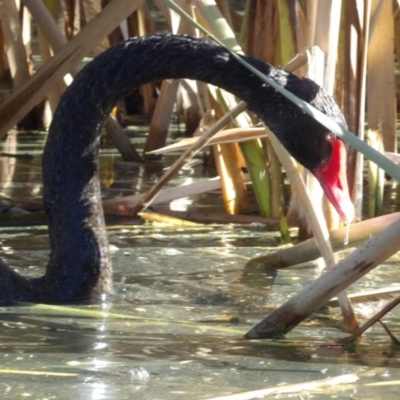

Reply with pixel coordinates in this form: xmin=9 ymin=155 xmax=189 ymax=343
xmin=0 ymin=34 xmax=354 ymax=303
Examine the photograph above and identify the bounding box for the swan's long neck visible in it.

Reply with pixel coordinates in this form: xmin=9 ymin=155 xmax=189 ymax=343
xmin=39 ymin=35 xmax=276 ymax=301
xmin=0 ymin=34 xmax=334 ymax=302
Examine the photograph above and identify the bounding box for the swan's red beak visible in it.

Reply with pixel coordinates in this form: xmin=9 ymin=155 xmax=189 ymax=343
xmin=313 ymin=137 xmax=354 ymax=224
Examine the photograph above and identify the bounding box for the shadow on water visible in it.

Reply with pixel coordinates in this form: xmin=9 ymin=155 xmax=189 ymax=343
xmin=2 ymin=126 xmax=400 ymax=398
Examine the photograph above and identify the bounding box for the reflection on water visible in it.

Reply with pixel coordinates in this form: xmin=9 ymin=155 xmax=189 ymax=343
xmin=0 ymin=130 xmax=44 ymax=206
xmin=2 ymin=128 xmax=400 ymax=399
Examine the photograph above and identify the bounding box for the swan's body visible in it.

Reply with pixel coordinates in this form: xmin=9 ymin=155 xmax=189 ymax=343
xmin=0 ymin=35 xmax=352 ymax=303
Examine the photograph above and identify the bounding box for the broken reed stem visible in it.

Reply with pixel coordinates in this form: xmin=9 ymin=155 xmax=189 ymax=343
xmin=130 ymin=101 xmax=247 ymax=215
xmin=250 ymin=212 xmax=400 ymax=269
xmin=102 ymin=176 xmax=230 ymax=214
xmin=139 ymin=210 xmax=202 ymax=226
xmin=146 ymin=127 xmax=267 ymax=154
xmin=245 ymin=216 xmax=400 ymax=339
xmin=342 ymin=294 xmax=400 ymax=344
xmin=267 ymin=128 xmax=357 ymax=331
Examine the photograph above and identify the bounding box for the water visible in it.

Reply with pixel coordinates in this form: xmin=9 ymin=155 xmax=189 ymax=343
xmin=2 ymin=127 xmax=400 ymax=399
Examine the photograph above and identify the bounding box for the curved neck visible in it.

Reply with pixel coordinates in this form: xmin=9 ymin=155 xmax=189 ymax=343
xmin=0 ymin=34 xmax=333 ymax=302
xmin=40 ymin=35 xmax=278 ymax=301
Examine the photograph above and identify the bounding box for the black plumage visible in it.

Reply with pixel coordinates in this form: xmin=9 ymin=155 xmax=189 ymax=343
xmin=0 ymin=35 xmax=351 ymax=303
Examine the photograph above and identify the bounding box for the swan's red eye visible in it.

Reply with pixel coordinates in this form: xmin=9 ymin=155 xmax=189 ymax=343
xmin=326 ymin=132 xmax=336 ymax=141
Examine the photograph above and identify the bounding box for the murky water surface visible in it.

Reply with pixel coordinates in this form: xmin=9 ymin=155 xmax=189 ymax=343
xmin=1 ymin=127 xmax=400 ymax=399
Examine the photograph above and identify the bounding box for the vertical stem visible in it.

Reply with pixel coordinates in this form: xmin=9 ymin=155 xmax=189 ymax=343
xmin=353 ymin=0 xmax=371 ymax=220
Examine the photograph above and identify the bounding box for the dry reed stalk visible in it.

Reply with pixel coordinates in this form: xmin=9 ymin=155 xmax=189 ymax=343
xmin=333 ymin=2 xmax=364 ymax=219
xmin=197 ymin=0 xmax=278 ymax=215
xmin=103 ymin=116 xmax=142 ymax=161
xmin=244 ymin=0 xmax=276 ymax=61
xmin=24 ymin=0 xmax=141 ymax=161
xmin=178 ymin=79 xmax=203 ymax=135
xmin=37 ymin=30 xmax=65 ymax=123
xmin=130 ymin=101 xmax=247 ymax=215
xmin=136 ymin=1 xmax=156 ymax=37
xmin=312 ymin=1 xmax=342 ymax=95
xmin=143 ymin=81 xmax=179 ymax=157
xmin=133 ymin=2 xmax=157 ymax=114
xmin=306 ymin=0 xmax=317 ymax=47
xmin=282 ymin=51 xmax=308 ymax=76
xmin=25 ymin=0 xmax=70 ymax=121
xmin=394 ymin=1 xmax=400 ymax=68
xmin=0 ymin=0 xmax=30 ymax=90
xmin=0 ymin=0 xmax=145 ymax=140
xmin=367 ymin=0 xmax=396 ymax=152
xmin=146 ymin=127 xmax=267 ymax=154
xmin=350 ymin=0 xmax=370 ymax=221
xmin=20 ymin=1 xmax=32 ymax=60
xmin=102 ymin=179 xmax=221 ymax=214
xmin=276 ymin=0 xmax=297 ymax=67
xmin=250 ymin=212 xmax=400 ymax=269
xmin=342 ymin=295 xmax=400 ymax=343
xmin=310 ymin=1 xmax=343 ymax=230
xmin=193 ymin=1 xmax=251 ymax=214
xmin=327 ymin=286 xmax=400 ymax=307
xmin=335 ymin=1 xmax=361 ymax=137
xmin=139 ymin=210 xmax=202 ymax=226
xmin=80 ymin=0 xmax=109 ymax=55
xmin=266 ymin=137 xmax=284 ymax=217
xmin=213 ymin=143 xmax=250 ymax=214
xmin=171 ymin=5 xmax=203 ymax=134
xmin=0 ymin=130 xmax=17 ymax=199
xmin=102 ymin=165 xmax=249 ymax=216
xmin=267 ymin=127 xmax=358 ymax=332
xmin=24 ymin=0 xmax=80 ymax=72
xmin=245 ymin=216 xmax=400 ymax=339
xmin=206 ymin=109 xmax=250 ymax=214
xmin=367 ymin=129 xmax=385 ymax=217
xmin=286 ymin=46 xmax=324 ymax=237
xmin=151 ymin=208 xmax=280 ymax=227
xmin=289 ymin=6 xmax=341 ymax=231
xmin=243 ymin=1 xmax=286 ymax=218
xmin=144 ymin=0 xmax=196 ymax=157
xmin=0 ymin=20 xmax=9 ymax=80
xmin=66 ymin=0 xmax=81 ymax=38
xmin=206 ymin=374 xmax=358 ymax=400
